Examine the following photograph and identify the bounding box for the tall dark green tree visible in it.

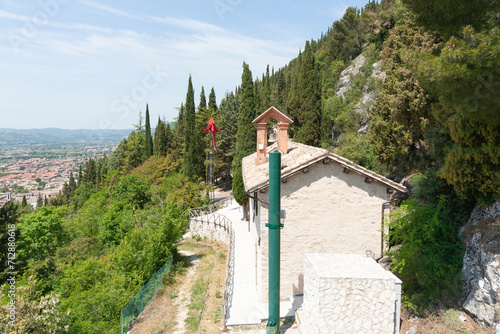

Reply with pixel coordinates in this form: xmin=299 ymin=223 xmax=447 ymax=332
xmin=153 ymin=117 xmax=166 ymax=156
xmin=218 ymin=92 xmax=239 ymax=182
xmin=271 ymin=70 xmax=286 ymax=110
xmin=253 ymin=80 xmax=262 ymax=115
xmin=83 ymin=158 xmax=97 ymax=185
xmin=183 ymin=76 xmax=202 ymax=179
xmin=165 ymin=122 xmax=173 ymax=152
xmin=21 ymin=195 xmax=27 ymax=208
xmin=36 ymin=193 xmax=43 ymax=208
xmin=208 ymin=87 xmax=218 ymax=117
xmin=174 ymin=104 xmax=185 ymax=153
xmin=144 ymin=104 xmax=153 ymax=158
xmin=232 ymin=62 xmax=256 ymax=209
xmin=68 ymin=172 xmax=77 ymax=195
xmin=329 ymin=7 xmax=364 ymax=62
xmin=197 ymin=86 xmax=210 ymax=181
xmin=262 ymin=65 xmax=271 ymax=109
xmin=402 ymin=0 xmax=500 ymax=37
xmin=287 ymin=41 xmax=322 ymax=146
xmin=77 ymin=165 xmax=83 ymax=186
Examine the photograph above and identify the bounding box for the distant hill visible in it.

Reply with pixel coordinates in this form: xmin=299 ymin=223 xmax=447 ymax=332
xmin=0 ymin=128 xmax=132 ymax=147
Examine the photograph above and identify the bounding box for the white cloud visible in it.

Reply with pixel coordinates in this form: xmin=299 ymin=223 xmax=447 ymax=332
xmin=151 ymin=16 xmax=225 ymax=34
xmin=77 ymin=0 xmax=137 ymax=19
xmin=0 ymin=9 xmax=31 ymax=21
xmin=0 ymin=13 xmax=302 ymax=128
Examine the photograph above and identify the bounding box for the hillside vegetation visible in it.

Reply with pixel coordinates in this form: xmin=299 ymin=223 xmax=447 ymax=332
xmin=0 ymin=0 xmax=499 ymax=331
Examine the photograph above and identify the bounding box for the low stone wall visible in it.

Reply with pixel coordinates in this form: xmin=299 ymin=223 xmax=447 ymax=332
xmin=298 ymin=253 xmax=401 ymax=334
xmin=189 ymin=214 xmax=231 ymax=245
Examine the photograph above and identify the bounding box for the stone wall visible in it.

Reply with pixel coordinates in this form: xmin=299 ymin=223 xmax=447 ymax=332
xmin=298 ymin=253 xmax=401 ymax=334
xmin=462 ymin=201 xmax=500 ymax=328
xmin=189 ymin=214 xmax=231 ymax=245
xmin=256 ymin=160 xmax=392 ymax=301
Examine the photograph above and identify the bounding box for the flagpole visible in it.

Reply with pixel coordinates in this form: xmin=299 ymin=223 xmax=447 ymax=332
xmin=210 ymin=150 xmax=214 ymax=204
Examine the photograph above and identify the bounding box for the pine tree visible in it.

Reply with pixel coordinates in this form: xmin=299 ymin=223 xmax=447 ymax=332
xmin=232 ymin=62 xmax=256 ymax=208
xmin=144 ymin=104 xmax=153 ymax=158
xmin=183 ymin=76 xmax=202 ymax=179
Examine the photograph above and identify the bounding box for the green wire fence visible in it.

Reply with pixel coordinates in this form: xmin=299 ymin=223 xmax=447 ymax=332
xmin=120 ymin=256 xmax=173 ymax=334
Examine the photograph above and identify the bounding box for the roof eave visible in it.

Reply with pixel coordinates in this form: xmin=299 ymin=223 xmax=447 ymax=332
xmin=244 ymin=152 xmax=409 ymax=194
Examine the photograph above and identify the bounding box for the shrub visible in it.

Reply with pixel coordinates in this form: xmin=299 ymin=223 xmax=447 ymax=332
xmin=387 ymin=172 xmax=475 ymax=315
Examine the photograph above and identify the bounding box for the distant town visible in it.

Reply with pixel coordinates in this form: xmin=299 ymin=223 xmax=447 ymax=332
xmin=0 ymin=144 xmax=116 ymax=209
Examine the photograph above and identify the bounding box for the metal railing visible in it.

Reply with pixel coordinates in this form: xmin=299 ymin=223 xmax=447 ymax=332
xmin=190 ymin=195 xmax=233 ymax=216
xmin=222 ymin=227 xmax=235 ymax=329
xmin=188 ymin=198 xmax=235 ymax=330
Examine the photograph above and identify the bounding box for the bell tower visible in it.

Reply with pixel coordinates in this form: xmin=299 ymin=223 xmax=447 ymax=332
xmin=252 ymin=106 xmax=293 ymax=165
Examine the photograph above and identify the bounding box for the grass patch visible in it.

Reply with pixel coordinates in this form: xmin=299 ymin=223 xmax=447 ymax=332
xmin=180 ymin=241 xmax=216 ymax=333
xmin=185 ymin=277 xmax=210 ymax=331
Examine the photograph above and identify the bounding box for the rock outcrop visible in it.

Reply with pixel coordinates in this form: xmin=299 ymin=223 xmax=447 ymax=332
xmin=334 ymin=54 xmax=386 ymax=135
xmin=335 ymin=54 xmax=367 ymax=99
xmin=462 ymin=201 xmax=500 ymax=328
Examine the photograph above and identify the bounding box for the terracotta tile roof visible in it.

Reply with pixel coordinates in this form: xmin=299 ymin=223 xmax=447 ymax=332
xmin=242 ymin=140 xmax=408 ymax=194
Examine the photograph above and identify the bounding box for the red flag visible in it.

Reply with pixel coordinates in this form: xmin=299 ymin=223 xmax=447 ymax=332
xmin=201 ymin=117 xmax=222 ymax=150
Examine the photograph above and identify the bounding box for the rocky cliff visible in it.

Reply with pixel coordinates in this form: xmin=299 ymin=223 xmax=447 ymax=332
xmin=462 ymin=201 xmax=500 ymax=330
xmin=334 ymin=53 xmax=386 ymax=136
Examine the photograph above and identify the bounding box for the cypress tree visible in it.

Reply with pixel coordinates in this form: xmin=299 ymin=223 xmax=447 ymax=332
xmin=262 ymin=65 xmax=271 ymax=109
xmin=208 ymin=87 xmax=218 ymax=117
xmin=153 ymin=117 xmax=166 ymax=156
xmin=287 ymin=41 xmax=322 ymax=146
xmin=165 ymin=122 xmax=172 ymax=153
xmin=183 ymin=76 xmax=202 ymax=179
xmin=21 ymin=195 xmax=27 ymax=208
xmin=232 ymin=62 xmax=256 ymax=208
xmin=68 ymin=172 xmax=76 ymax=195
xmin=62 ymin=182 xmax=70 ymax=202
xmin=44 ymin=195 xmax=48 ymax=206
xmin=272 ymin=70 xmax=286 ymax=110
xmin=175 ymin=104 xmax=185 ymax=152
xmin=84 ymin=158 xmax=97 ymax=184
xmin=145 ymin=104 xmax=153 ymax=158
xmin=254 ymin=80 xmax=261 ymax=115
xmin=100 ymin=155 xmax=108 ymax=182
xmin=197 ymin=86 xmax=209 ymax=181
xmin=36 ymin=193 xmax=43 ymax=208
xmin=77 ymin=165 xmax=83 ymax=186
xmin=218 ymin=92 xmax=239 ymax=183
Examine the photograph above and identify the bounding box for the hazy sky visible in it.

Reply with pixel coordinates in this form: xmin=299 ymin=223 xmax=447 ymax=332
xmin=0 ymin=0 xmax=370 ymax=130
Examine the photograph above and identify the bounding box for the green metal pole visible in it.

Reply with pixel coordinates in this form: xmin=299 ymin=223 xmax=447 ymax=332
xmin=266 ymin=151 xmax=282 ymax=334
